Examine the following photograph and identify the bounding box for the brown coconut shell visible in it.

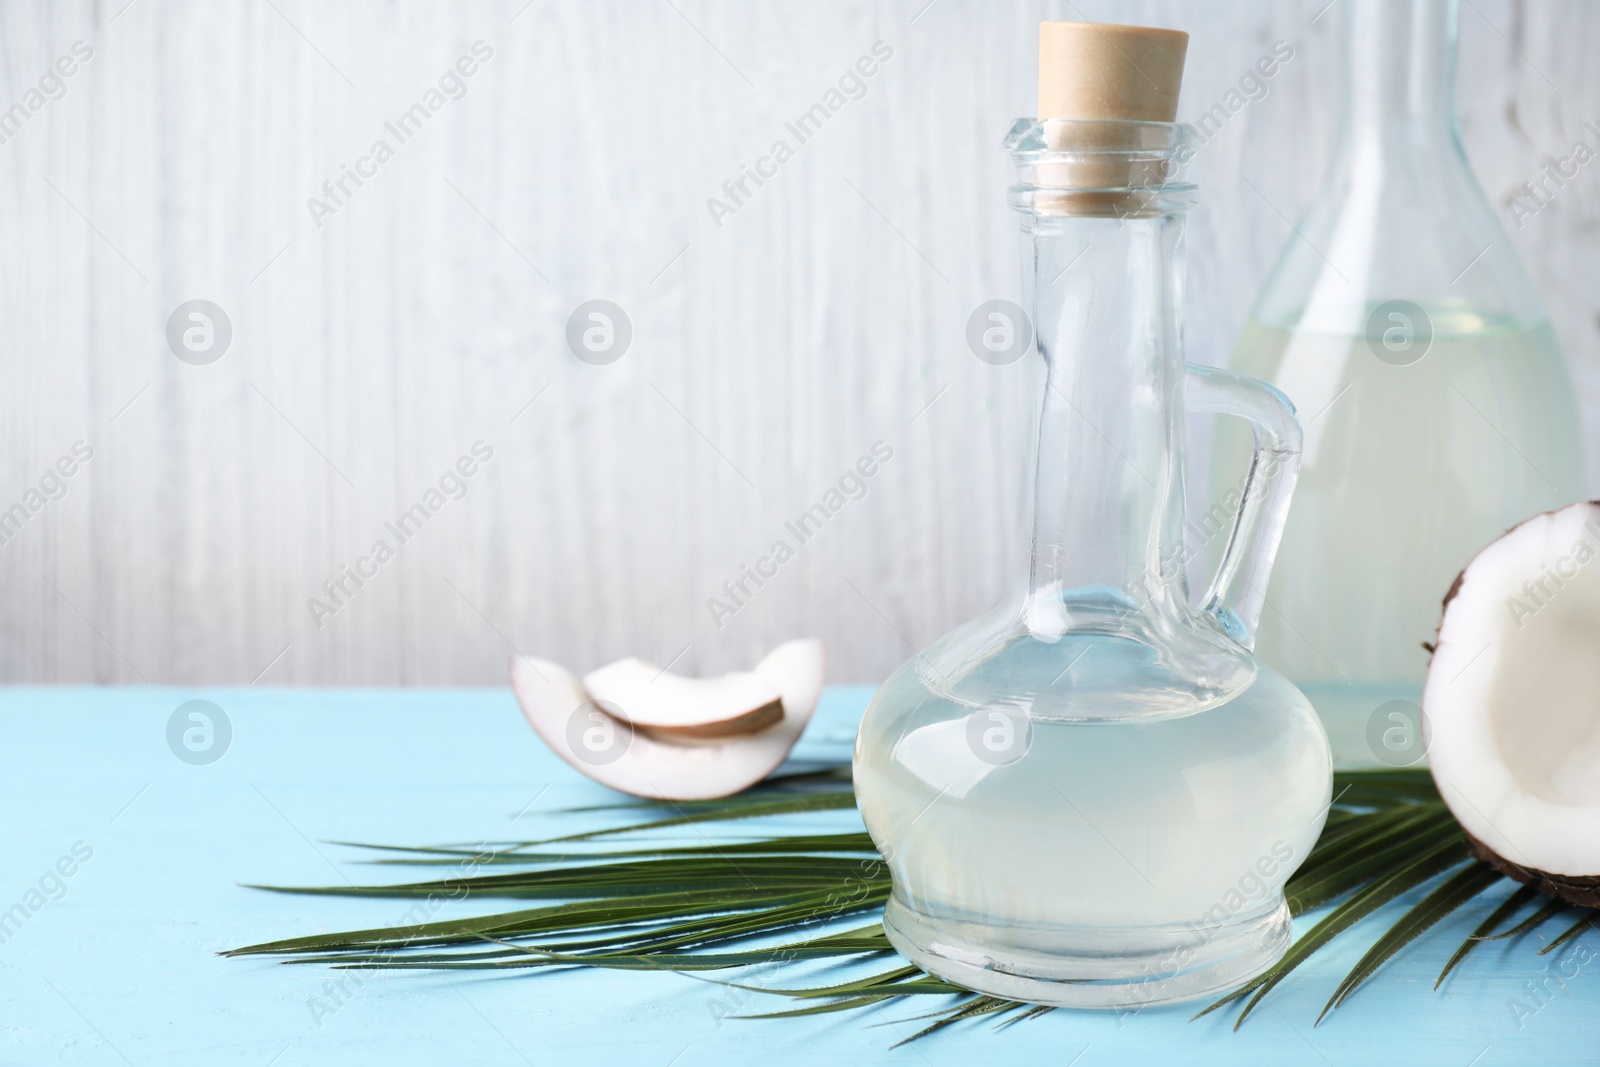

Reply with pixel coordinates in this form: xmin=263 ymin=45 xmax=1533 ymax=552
xmin=1463 ymin=828 xmax=1600 ymax=908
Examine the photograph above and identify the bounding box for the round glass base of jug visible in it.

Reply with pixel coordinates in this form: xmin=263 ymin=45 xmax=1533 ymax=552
xmin=882 ymin=894 xmax=1292 ymax=1010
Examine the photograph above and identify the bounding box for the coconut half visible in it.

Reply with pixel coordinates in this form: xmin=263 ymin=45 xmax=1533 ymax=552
xmin=509 ymin=640 xmax=826 ymax=801
xmin=1424 ymin=501 xmax=1600 ymax=905
xmin=581 ymin=658 xmax=783 ymax=739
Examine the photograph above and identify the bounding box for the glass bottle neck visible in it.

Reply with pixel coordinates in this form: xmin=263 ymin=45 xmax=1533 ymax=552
xmin=1338 ymin=0 xmax=1459 ymax=154
xmin=1020 ymin=212 xmax=1188 ymax=636
xmin=1250 ymin=0 xmax=1546 ymax=335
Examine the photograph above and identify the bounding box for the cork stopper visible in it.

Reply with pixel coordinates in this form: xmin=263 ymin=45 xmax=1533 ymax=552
xmin=1037 ymin=21 xmax=1188 ymax=123
xmin=1032 ymin=21 xmax=1188 ymax=217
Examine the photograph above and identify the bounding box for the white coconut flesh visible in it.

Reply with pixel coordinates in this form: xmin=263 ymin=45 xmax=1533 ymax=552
xmin=581 ymin=658 xmax=784 ymax=738
xmin=509 ymin=640 xmax=825 ymax=801
xmin=1424 ymin=502 xmax=1600 ymax=888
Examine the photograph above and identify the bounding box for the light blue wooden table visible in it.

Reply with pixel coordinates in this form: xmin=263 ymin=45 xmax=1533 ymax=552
xmin=2 ymin=686 xmax=1594 ymax=1065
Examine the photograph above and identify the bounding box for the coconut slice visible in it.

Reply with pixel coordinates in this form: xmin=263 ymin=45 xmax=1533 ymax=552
xmin=509 ymin=640 xmax=826 ymax=801
xmin=581 ymin=658 xmax=783 ymax=739
xmin=1424 ymin=501 xmax=1600 ymax=905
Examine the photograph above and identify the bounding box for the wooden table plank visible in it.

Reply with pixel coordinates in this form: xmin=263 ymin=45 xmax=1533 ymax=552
xmin=0 ymin=684 xmax=1592 ymax=1064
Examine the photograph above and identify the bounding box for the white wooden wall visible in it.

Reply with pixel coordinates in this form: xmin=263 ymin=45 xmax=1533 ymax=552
xmin=0 ymin=0 xmax=1595 ymax=685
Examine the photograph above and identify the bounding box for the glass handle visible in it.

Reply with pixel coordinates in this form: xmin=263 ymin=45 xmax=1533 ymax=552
xmin=1183 ymin=362 xmax=1303 ymax=649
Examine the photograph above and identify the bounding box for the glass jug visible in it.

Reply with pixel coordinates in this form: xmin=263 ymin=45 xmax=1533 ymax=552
xmin=1217 ymin=0 xmax=1584 ymax=766
xmin=853 ymin=120 xmax=1332 ymax=1009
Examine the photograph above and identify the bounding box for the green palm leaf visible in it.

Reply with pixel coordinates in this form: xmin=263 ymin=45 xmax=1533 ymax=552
xmin=1318 ymin=861 xmax=1501 ymax=1019
xmin=1196 ymin=837 xmax=1472 ymax=1027
xmin=1480 ymin=897 xmax=1572 ymax=942
xmin=228 ymin=768 xmax=1596 ymax=1042
xmin=1537 ymin=914 xmax=1594 ymax=955
xmin=1435 ymin=883 xmax=1540 ymax=988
